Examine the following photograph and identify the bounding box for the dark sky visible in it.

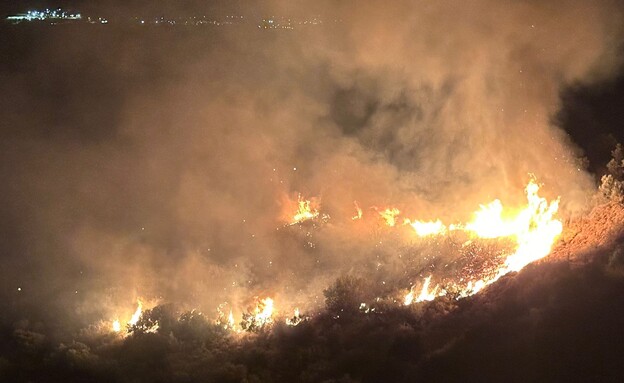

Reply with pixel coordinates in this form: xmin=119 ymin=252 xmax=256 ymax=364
xmin=558 ymin=74 xmax=624 ymax=174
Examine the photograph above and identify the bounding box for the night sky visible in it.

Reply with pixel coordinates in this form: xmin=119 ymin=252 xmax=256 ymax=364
xmin=1 ymin=1 xmax=624 ymax=382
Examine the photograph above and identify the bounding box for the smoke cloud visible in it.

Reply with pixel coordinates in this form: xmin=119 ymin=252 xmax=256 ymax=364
xmin=0 ymin=0 xmax=623 ymax=333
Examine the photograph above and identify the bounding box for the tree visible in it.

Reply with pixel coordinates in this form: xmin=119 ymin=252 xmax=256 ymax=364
xmin=607 ymin=143 xmax=624 ymax=180
xmin=600 ymin=143 xmax=624 ymax=202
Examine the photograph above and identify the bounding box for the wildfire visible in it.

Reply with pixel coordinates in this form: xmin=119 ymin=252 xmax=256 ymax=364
xmin=228 ymin=310 xmax=236 ymax=328
xmin=405 ymin=276 xmax=442 ymax=305
xmin=111 ymin=299 xmax=143 ymax=333
xmin=240 ymin=297 xmax=276 ymax=331
xmin=404 ymin=179 xmax=563 ymax=304
xmin=291 ymin=194 xmax=319 ymax=224
xmin=500 ymin=181 xmax=562 ymax=272
xmin=286 ymin=308 xmax=306 ymax=326
xmin=129 ymin=300 xmax=143 ymax=326
xmin=352 ymin=201 xmax=363 ymax=220
xmin=408 ymin=219 xmax=446 ymax=237
xmin=102 ymin=179 xmax=564 ymax=333
xmin=378 ymin=207 xmax=400 ymax=227
xmin=254 ymin=297 xmax=275 ymax=324
xmin=216 ymin=303 xmax=239 ymax=331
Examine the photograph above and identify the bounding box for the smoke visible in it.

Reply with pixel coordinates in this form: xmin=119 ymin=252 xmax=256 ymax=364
xmin=0 ymin=0 xmax=623 ymax=332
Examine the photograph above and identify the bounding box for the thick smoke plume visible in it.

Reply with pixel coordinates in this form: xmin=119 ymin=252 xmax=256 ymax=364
xmin=0 ymin=0 xmax=622 ymax=334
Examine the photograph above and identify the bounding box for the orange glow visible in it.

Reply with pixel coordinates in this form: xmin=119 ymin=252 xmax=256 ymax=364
xmin=379 ymin=207 xmax=400 ymax=227
xmin=111 ymin=299 xmax=143 ymax=333
xmin=352 ymin=201 xmax=363 ymax=220
xmin=105 ymin=180 xmax=563 ymax=330
xmin=408 ymin=219 xmax=446 ymax=236
xmin=128 ymin=300 xmax=143 ymax=326
xmin=291 ymin=194 xmax=319 ymax=224
xmin=405 ymin=179 xmax=562 ymax=303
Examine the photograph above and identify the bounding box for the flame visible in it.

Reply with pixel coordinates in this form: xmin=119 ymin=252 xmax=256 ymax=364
xmin=404 ymin=289 xmax=414 ymax=306
xmin=256 ymin=298 xmax=273 ymax=323
xmin=286 ymin=308 xmax=305 ymax=326
xmin=110 ymin=299 xmax=144 ymax=333
xmin=128 ymin=300 xmax=143 ymax=326
xmin=417 ymin=276 xmax=439 ymax=303
xmin=404 ymin=179 xmax=562 ymax=303
xmin=460 ymin=180 xmax=562 ymax=276
xmin=216 ymin=303 xmax=239 ymax=331
xmin=103 ymin=180 xmax=563 ymax=332
xmin=500 ymin=181 xmax=562 ymax=272
xmin=291 ymin=194 xmax=319 ymax=224
xmin=352 ymin=201 xmax=363 ymax=220
xmin=253 ymin=297 xmax=275 ymax=326
xmin=405 ymin=276 xmax=440 ymax=305
xmin=228 ymin=310 xmax=235 ymax=328
xmin=459 ymin=279 xmax=487 ymax=297
xmin=379 ymin=207 xmax=400 ymax=227
xmin=408 ymin=219 xmax=446 ymax=236
xmin=465 ymin=199 xmax=516 ymax=238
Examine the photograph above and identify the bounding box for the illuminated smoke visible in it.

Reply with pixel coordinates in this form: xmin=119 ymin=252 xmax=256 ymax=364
xmin=1 ymin=0 xmax=622 ymax=341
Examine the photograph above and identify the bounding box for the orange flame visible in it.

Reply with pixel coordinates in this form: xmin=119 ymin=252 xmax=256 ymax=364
xmin=408 ymin=219 xmax=446 ymax=237
xmin=291 ymin=194 xmax=319 ymax=224
xmin=379 ymin=207 xmax=400 ymax=227
xmin=352 ymin=201 xmax=363 ymax=220
xmin=253 ymin=297 xmax=275 ymax=326
xmin=128 ymin=299 xmax=143 ymax=326
xmin=111 ymin=299 xmax=143 ymax=333
xmin=405 ymin=179 xmax=562 ymax=303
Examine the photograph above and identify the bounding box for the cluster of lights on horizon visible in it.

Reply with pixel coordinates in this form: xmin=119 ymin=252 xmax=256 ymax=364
xmin=6 ymin=8 xmax=81 ymax=22
xmin=5 ymin=8 xmax=332 ymax=29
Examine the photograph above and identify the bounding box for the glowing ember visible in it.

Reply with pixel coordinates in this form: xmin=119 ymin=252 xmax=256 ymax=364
xmin=292 ymin=194 xmax=319 ymax=224
xmin=379 ymin=207 xmax=400 ymax=227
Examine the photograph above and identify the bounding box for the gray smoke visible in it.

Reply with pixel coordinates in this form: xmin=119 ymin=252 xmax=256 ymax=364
xmin=0 ymin=0 xmax=622 ymax=330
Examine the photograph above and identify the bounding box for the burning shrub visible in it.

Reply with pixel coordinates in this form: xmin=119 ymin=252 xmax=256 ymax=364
xmin=127 ymin=304 xmax=175 ymax=335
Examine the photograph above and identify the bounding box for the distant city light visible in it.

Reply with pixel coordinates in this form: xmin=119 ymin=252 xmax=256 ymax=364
xmin=6 ymin=8 xmax=81 ymax=23
xmin=5 ymin=9 xmax=333 ymax=30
